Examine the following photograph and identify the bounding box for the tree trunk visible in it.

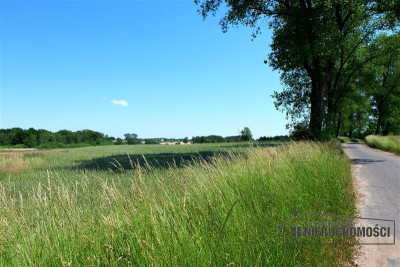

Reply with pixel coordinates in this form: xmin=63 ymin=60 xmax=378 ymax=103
xmin=335 ymin=113 xmax=342 ymax=137
xmin=375 ymin=111 xmax=382 ymax=135
xmin=309 ymin=78 xmax=325 ymax=140
xmin=383 ymin=121 xmax=390 ymax=136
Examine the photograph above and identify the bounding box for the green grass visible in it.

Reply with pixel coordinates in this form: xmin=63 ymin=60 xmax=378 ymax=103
xmin=365 ymin=135 xmax=400 ymax=155
xmin=338 ymin=136 xmax=363 ymax=143
xmin=0 ymin=142 xmax=356 ymax=266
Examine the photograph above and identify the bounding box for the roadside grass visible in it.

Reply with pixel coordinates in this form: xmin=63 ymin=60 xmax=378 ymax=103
xmin=338 ymin=136 xmax=363 ymax=143
xmin=365 ymin=135 xmax=400 ymax=155
xmin=0 ymin=142 xmax=356 ymax=266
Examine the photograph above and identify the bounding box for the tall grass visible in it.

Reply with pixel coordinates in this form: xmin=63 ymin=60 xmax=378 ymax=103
xmin=365 ymin=135 xmax=400 ymax=155
xmin=0 ymin=153 xmax=43 ymax=172
xmin=0 ymin=142 xmax=355 ymax=266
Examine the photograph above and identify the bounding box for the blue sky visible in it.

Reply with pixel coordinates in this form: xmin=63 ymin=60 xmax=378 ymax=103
xmin=0 ymin=0 xmax=287 ymax=139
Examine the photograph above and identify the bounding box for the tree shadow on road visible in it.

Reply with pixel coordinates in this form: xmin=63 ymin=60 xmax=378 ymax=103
xmin=351 ymin=158 xmax=385 ymax=165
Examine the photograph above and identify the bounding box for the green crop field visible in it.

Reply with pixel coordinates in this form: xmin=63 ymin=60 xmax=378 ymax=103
xmin=0 ymin=142 xmax=356 ymax=266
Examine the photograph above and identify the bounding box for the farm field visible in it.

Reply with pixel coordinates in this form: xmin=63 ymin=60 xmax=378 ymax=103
xmin=0 ymin=141 xmax=356 ymax=266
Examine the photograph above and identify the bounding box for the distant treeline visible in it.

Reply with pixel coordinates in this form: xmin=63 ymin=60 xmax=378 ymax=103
xmin=192 ymin=135 xmax=226 ymax=143
xmin=0 ymin=128 xmax=111 ymax=148
xmin=0 ymin=127 xmax=291 ymax=148
xmin=191 ymin=134 xmax=290 ymax=143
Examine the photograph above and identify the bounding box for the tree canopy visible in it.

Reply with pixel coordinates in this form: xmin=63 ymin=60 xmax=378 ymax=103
xmin=0 ymin=128 xmax=110 ymax=148
xmin=196 ymin=0 xmax=400 ymax=139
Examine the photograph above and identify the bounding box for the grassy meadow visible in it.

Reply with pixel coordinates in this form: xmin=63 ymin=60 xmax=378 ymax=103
xmin=365 ymin=135 xmax=400 ymax=155
xmin=0 ymin=142 xmax=356 ymax=266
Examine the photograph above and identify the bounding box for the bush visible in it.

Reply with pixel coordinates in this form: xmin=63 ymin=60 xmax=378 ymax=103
xmin=127 ymin=138 xmax=141 ymax=145
xmin=12 ymin=144 xmax=28 ymax=149
xmin=192 ymin=135 xmax=225 ymax=143
xmin=145 ymin=140 xmax=160 ymax=145
xmin=224 ymin=135 xmax=241 ymax=142
xmin=115 ymin=138 xmax=123 ymax=145
xmin=289 ymin=122 xmax=313 ymax=140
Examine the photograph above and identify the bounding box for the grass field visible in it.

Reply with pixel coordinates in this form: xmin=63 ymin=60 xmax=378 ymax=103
xmin=0 ymin=142 xmax=356 ymax=266
xmin=365 ymin=135 xmax=400 ymax=155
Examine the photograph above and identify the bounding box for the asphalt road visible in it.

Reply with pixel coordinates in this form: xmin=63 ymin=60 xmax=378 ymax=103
xmin=342 ymin=143 xmax=400 ymax=266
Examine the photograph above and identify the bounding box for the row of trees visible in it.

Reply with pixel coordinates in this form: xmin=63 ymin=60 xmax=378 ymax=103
xmin=192 ymin=127 xmax=254 ymax=143
xmin=0 ymin=127 xmax=290 ymax=148
xmin=115 ymin=134 xmax=163 ymax=145
xmin=196 ymin=0 xmax=400 ymax=139
xmin=192 ymin=135 xmax=226 ymax=143
xmin=0 ymin=128 xmax=110 ymax=148
xmin=275 ymin=34 xmax=400 ymax=139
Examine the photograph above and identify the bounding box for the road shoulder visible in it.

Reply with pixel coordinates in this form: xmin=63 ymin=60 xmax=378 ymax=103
xmin=343 ymin=144 xmax=400 ymax=267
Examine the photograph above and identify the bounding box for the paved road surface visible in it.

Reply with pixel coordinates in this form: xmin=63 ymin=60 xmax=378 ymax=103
xmin=342 ymin=143 xmax=400 ymax=266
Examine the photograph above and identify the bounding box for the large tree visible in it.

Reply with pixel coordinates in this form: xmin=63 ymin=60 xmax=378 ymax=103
xmin=195 ymin=0 xmax=399 ymax=139
xmin=360 ymin=34 xmax=400 ymax=135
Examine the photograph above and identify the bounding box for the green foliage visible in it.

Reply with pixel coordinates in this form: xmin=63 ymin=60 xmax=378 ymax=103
xmin=224 ymin=135 xmax=241 ymax=142
xmin=183 ymin=137 xmax=189 ymax=143
xmin=289 ymin=121 xmax=313 ymax=140
xmin=192 ymin=135 xmax=225 ymax=143
xmin=124 ymin=133 xmax=138 ymax=140
xmin=127 ymin=137 xmax=141 ymax=145
xmin=360 ymin=35 xmax=400 ymax=135
xmin=0 ymin=128 xmax=111 ymax=148
xmin=115 ymin=138 xmax=123 ymax=145
xmin=240 ymin=127 xmax=253 ymax=141
xmin=196 ymin=0 xmax=399 ymax=140
xmin=144 ymin=139 xmax=160 ymax=145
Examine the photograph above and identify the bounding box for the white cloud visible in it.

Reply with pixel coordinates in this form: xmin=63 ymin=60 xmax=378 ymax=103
xmin=112 ymin=99 xmax=128 ymax=107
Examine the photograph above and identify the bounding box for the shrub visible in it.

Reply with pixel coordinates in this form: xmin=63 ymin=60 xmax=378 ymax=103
xmin=127 ymin=138 xmax=141 ymax=145
xmin=290 ymin=122 xmax=313 ymax=140
xmin=145 ymin=139 xmax=160 ymax=145
xmin=12 ymin=144 xmax=28 ymax=149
